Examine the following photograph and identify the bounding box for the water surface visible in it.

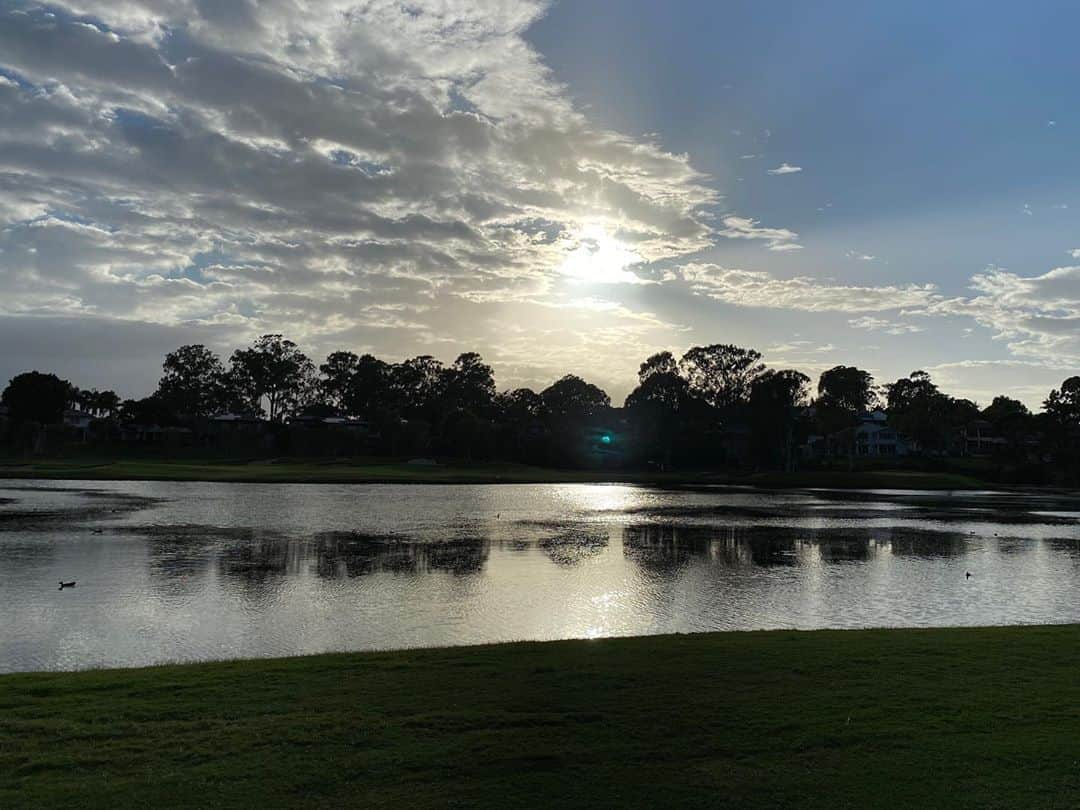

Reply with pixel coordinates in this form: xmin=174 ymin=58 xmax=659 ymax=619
xmin=3 ymin=480 xmax=1080 ymax=672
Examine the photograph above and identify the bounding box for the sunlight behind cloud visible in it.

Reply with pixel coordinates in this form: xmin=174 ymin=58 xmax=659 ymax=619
xmin=558 ymin=225 xmax=646 ymax=285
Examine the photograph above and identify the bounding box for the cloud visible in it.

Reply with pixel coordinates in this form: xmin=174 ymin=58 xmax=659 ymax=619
xmin=0 ymin=0 xmax=724 ymax=393
xmin=767 ymin=162 xmax=802 ymax=175
xmin=1070 ymin=249 xmax=1080 ymax=259
xmin=930 ymin=265 xmax=1080 ymax=365
xmin=845 ymin=250 xmax=877 ymax=262
xmin=848 ymin=316 xmax=924 ymax=335
xmin=716 ymin=216 xmax=800 ymax=251
xmin=678 ymin=263 xmax=939 ymax=312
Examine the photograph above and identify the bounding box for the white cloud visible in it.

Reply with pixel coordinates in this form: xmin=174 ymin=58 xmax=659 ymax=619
xmin=717 ymin=216 xmax=800 ymax=251
xmin=845 ymin=250 xmax=877 ymax=262
xmin=930 ymin=264 xmax=1080 ymax=365
xmin=848 ymin=316 xmax=924 ymax=335
xmin=767 ymin=162 xmax=802 ymax=175
xmin=678 ymin=263 xmax=939 ymax=312
xmin=0 ymin=0 xmax=719 ymax=393
xmin=1070 ymin=249 xmax=1080 ymax=259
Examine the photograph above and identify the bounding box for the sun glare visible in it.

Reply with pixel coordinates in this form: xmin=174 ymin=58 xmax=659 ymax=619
xmin=558 ymin=225 xmax=644 ymax=284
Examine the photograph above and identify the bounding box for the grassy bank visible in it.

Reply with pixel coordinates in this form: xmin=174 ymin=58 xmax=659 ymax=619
xmin=3 ymin=625 xmax=1079 ymax=807
xmin=0 ymin=456 xmax=989 ymax=489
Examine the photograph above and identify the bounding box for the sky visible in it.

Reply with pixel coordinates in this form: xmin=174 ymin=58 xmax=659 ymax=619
xmin=1 ymin=0 xmax=1078 ymax=408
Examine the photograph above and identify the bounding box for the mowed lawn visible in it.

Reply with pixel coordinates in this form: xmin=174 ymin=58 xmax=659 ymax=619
xmin=3 ymin=626 xmax=1079 ymax=808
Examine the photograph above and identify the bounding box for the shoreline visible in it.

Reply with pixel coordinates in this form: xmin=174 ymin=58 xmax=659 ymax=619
xmin=3 ymin=625 xmax=1078 ymax=807
xmin=0 ymin=457 xmax=992 ymax=490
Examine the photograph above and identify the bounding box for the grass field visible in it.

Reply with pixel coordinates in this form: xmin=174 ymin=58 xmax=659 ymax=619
xmin=0 ymin=456 xmax=989 ymax=489
xmin=2 ymin=625 xmax=1079 ymax=807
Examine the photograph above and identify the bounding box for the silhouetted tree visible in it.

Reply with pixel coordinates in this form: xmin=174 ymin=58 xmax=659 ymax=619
xmin=750 ymin=369 xmax=810 ymax=470
xmin=388 ymin=355 xmax=445 ymax=419
xmin=1044 ymin=377 xmax=1080 ymax=427
xmin=817 ymin=366 xmax=876 ymax=414
xmin=886 ymin=371 xmax=951 ymax=451
xmin=228 ymin=334 xmax=316 ymax=421
xmin=541 ymin=375 xmax=610 ymax=419
xmin=343 ymin=354 xmax=390 ymax=418
xmin=679 ymin=344 xmax=764 ymax=409
xmin=157 ymin=344 xmax=228 ymax=419
xmin=119 ymin=394 xmax=176 ymax=426
xmin=319 ymin=351 xmax=360 ymax=412
xmin=2 ymin=371 xmax=72 ymax=424
xmin=442 ymin=352 xmax=496 ymax=415
xmin=625 ymin=367 xmax=691 ymax=469
xmin=638 ymin=351 xmax=678 ymax=383
xmin=497 ymin=387 xmax=546 ymax=421
xmin=982 ymin=395 xmax=1032 ymax=454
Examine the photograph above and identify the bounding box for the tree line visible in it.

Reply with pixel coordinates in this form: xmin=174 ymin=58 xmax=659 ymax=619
xmin=4 ymin=334 xmax=1080 ymax=473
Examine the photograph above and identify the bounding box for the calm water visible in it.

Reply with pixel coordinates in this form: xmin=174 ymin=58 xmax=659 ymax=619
xmin=3 ymin=479 xmax=1080 ymax=672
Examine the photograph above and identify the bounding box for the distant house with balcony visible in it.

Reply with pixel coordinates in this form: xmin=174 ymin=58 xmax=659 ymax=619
xmin=960 ymin=419 xmax=1008 ymax=456
xmin=803 ymin=410 xmax=912 ymax=459
xmin=854 ymin=410 xmax=911 ymax=457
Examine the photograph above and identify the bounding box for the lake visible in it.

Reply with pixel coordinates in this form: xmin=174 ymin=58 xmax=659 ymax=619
xmin=2 ymin=479 xmax=1080 ymax=672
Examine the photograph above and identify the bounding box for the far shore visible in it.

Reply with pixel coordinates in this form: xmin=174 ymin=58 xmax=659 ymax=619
xmin=0 ymin=456 xmax=994 ymax=490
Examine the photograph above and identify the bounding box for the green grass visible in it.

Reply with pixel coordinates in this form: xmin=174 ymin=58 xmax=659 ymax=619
xmin=0 ymin=456 xmax=989 ymax=488
xmin=2 ymin=626 xmax=1079 ymax=807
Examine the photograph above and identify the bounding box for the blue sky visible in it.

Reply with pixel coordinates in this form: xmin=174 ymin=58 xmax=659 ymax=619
xmin=0 ymin=0 xmax=1078 ymax=405
xmin=526 ymin=0 xmax=1080 ymax=402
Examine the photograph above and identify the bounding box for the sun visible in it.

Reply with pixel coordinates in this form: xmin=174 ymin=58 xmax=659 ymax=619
xmin=558 ymin=225 xmax=645 ymax=284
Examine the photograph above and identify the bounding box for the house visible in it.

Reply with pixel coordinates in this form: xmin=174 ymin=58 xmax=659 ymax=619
xmin=854 ymin=410 xmax=911 ymax=457
xmin=803 ymin=410 xmax=912 ymax=458
xmin=960 ymin=419 xmax=1008 ymax=456
xmin=63 ymin=408 xmax=96 ymax=442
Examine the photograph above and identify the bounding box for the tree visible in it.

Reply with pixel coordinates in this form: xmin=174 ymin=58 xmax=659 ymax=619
xmin=982 ymin=395 xmax=1032 ymax=452
xmin=496 ymin=388 xmax=546 ymax=421
xmin=637 ymin=351 xmax=678 ymax=383
xmin=817 ymin=366 xmax=876 ymax=414
xmin=983 ymin=395 xmax=1030 ymax=426
xmin=118 ymin=394 xmax=176 ymax=426
xmin=749 ymin=370 xmax=810 ymax=470
xmin=1044 ymin=377 xmax=1080 ymax=427
xmin=342 ymin=354 xmax=390 ymax=418
xmin=157 ymin=344 xmax=228 ymax=419
xmin=540 ymin=375 xmax=610 ymax=419
xmin=2 ymin=371 xmax=73 ymax=424
xmin=94 ymin=390 xmax=121 ymax=418
xmin=387 ymin=355 xmax=445 ymax=418
xmin=679 ymin=344 xmax=765 ymax=409
xmin=228 ymin=335 xmax=316 ymax=421
xmin=442 ymin=352 xmax=495 ymax=414
xmin=886 ymin=370 xmax=951 ymax=451
xmin=319 ymin=351 xmax=360 ymax=412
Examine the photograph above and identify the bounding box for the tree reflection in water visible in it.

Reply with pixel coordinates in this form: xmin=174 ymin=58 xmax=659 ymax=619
xmin=538 ymin=529 xmax=609 ymax=566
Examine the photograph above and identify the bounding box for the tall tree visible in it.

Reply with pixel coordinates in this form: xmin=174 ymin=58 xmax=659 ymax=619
xmin=1044 ymin=377 xmax=1080 ymax=427
xmin=817 ymin=366 xmax=876 ymax=413
xmin=157 ymin=344 xmax=228 ymax=419
xmin=637 ymin=351 xmax=678 ymax=383
xmin=388 ymin=355 xmax=445 ymax=418
xmin=343 ymin=354 xmax=390 ymax=418
xmin=2 ymin=371 xmax=72 ymax=424
xmin=442 ymin=352 xmax=496 ymax=414
xmin=679 ymin=344 xmax=765 ymax=409
xmin=886 ymin=370 xmax=951 ymax=451
xmin=496 ymin=387 xmax=546 ymax=421
xmin=750 ymin=369 xmax=810 ymax=470
xmin=540 ymin=375 xmax=610 ymax=419
xmin=228 ymin=335 xmax=316 ymax=421
xmin=319 ymin=351 xmax=360 ymax=412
